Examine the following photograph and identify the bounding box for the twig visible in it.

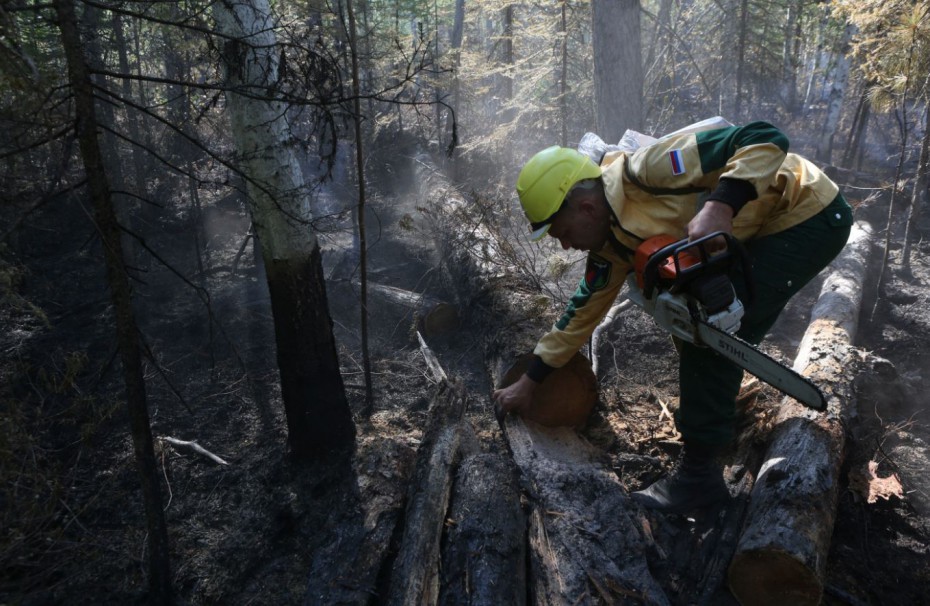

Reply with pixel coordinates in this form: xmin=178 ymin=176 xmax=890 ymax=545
xmin=658 ymin=398 xmax=674 ymax=422
xmin=160 ymin=436 xmax=229 ymax=465
xmin=416 ymin=331 xmax=449 ymax=384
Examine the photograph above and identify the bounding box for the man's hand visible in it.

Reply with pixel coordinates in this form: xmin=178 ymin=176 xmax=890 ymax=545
xmin=492 ymin=374 xmax=538 ymax=420
xmin=688 ymin=200 xmax=734 ymax=253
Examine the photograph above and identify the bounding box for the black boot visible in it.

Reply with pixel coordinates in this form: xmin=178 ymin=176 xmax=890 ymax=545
xmin=631 ymin=444 xmax=729 ymax=514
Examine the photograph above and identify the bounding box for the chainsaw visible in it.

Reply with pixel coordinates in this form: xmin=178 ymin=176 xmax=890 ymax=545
xmin=624 ymin=232 xmax=827 ymax=411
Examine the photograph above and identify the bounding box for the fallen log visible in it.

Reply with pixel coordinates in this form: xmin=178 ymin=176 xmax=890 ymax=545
xmin=386 ymin=381 xmax=468 ymax=606
xmin=304 ymin=437 xmax=416 ymax=604
xmin=360 ymin=280 xmax=460 ymax=336
xmin=439 ymin=453 xmax=527 ymax=605
xmin=504 ymin=417 xmax=669 ymax=605
xmin=728 ymin=222 xmax=873 ymax=606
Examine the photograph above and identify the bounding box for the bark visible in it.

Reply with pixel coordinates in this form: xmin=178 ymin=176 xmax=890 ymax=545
xmin=592 ymin=0 xmax=644 ymax=138
xmin=305 ymin=437 xmax=417 ymax=605
xmin=502 ymin=418 xmax=669 ymax=605
xmin=266 ymin=252 xmax=355 ymax=456
xmin=53 ymin=0 xmax=171 ymax=601
xmin=733 ymin=0 xmax=749 ymax=119
xmin=501 ymin=4 xmax=514 ymax=119
xmin=559 ymin=0 xmax=568 ymax=147
xmin=214 ymin=0 xmax=355 ymax=458
xmin=781 ymin=0 xmax=803 ymax=113
xmin=729 ymin=222 xmax=873 ymax=606
xmin=439 ymin=453 xmax=527 ymax=606
xmin=387 ymin=381 xmax=468 ymax=606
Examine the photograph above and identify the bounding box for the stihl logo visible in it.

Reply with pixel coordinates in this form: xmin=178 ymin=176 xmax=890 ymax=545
xmin=717 ymin=338 xmax=748 ymax=363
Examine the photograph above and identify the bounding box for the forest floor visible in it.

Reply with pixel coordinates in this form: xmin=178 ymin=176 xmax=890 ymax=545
xmin=2 ymin=151 xmax=929 ymax=605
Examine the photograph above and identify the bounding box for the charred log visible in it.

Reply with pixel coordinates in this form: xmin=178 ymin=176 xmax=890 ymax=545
xmin=304 ymin=438 xmax=416 ymax=605
xmin=439 ymin=453 xmax=527 ymax=605
xmin=386 ymin=381 xmax=468 ymax=606
xmin=504 ymin=418 xmax=669 ymax=605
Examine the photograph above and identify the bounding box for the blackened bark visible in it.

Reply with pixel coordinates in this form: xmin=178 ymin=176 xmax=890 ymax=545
xmin=53 ymin=0 xmax=171 ymax=602
xmin=265 ymin=246 xmax=355 ymax=458
xmin=439 ymin=453 xmax=527 ymax=606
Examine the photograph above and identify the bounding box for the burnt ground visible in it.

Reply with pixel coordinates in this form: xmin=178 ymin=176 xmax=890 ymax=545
xmin=1 ymin=162 xmax=929 ymax=605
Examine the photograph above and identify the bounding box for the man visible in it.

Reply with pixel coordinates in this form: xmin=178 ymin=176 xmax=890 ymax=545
xmin=492 ymin=121 xmax=853 ymax=513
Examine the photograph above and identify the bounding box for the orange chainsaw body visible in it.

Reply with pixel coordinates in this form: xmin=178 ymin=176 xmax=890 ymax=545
xmin=634 ymin=234 xmax=702 ymax=290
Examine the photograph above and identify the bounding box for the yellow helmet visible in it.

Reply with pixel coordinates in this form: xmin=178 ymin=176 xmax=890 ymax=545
xmin=516 ymin=146 xmax=602 ymax=241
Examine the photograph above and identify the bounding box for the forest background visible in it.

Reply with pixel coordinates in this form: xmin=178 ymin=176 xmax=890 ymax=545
xmin=1 ymin=0 xmax=929 ymax=604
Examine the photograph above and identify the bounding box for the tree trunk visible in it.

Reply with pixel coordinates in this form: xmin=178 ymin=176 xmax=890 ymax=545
xmin=729 ymin=222 xmax=873 ymax=606
xmin=842 ymin=84 xmax=871 ymax=169
xmin=559 ymin=0 xmax=568 ymax=147
xmin=214 ymin=0 xmax=355 ymax=458
xmin=356 ymin=281 xmax=459 ymax=336
xmin=53 ymin=0 xmax=171 ymax=601
xmin=902 ymin=99 xmax=930 ymax=274
xmin=346 ymin=0 xmax=374 ymax=413
xmin=733 ymin=0 xmax=749 ymax=120
xmin=592 ymin=0 xmax=643 ymax=138
xmin=816 ymin=24 xmax=853 ymax=164
xmin=500 ymin=3 xmax=515 ymax=124
xmin=781 ymin=0 xmax=803 ymax=113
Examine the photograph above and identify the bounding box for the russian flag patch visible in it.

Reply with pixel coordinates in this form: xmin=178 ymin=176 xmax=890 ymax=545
xmin=669 ymin=149 xmax=685 ymax=176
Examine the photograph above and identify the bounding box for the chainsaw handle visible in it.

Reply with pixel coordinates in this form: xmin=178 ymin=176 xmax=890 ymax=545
xmin=641 ymin=232 xmax=754 ymax=306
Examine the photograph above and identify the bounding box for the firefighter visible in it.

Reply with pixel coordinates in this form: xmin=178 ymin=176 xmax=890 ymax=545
xmin=492 ymin=121 xmax=853 ymax=513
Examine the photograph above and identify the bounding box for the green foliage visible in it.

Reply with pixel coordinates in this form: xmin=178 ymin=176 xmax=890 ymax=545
xmin=833 ymin=0 xmax=930 ymax=108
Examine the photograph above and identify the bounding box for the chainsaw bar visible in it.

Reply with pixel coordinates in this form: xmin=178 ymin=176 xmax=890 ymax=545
xmin=696 ymin=320 xmax=827 ymax=411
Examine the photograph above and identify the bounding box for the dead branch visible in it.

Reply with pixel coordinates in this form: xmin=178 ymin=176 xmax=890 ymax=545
xmin=160 ymin=436 xmax=229 ymax=465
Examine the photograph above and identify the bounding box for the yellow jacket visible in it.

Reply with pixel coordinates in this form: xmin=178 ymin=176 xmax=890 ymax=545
xmin=532 ymin=121 xmax=840 ymax=372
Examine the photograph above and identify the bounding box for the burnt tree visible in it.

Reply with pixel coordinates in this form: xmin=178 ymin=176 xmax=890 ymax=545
xmin=53 ymin=0 xmax=171 ymax=601
xmin=214 ymin=0 xmax=355 ymax=458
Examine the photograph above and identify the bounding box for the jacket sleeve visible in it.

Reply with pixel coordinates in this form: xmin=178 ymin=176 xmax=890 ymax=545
xmin=529 ymin=252 xmax=630 ymax=378
xmin=630 ymin=121 xmax=789 ymax=215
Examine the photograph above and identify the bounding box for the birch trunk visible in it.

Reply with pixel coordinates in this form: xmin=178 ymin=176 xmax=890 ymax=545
xmin=214 ymin=0 xmax=355 ymax=458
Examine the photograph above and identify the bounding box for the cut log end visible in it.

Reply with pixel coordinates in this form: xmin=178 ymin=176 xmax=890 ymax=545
xmin=728 ymin=549 xmax=823 ymax=606
xmin=498 ymin=352 xmax=597 ymax=428
xmin=418 ymin=302 xmax=460 ymax=336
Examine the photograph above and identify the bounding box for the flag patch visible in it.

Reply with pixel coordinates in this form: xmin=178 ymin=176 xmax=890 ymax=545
xmin=669 ymin=149 xmax=685 ymax=176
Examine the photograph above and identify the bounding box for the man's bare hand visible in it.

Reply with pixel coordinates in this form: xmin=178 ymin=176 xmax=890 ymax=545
xmin=492 ymin=374 xmax=537 ymax=419
xmin=688 ymin=200 xmax=734 ymax=253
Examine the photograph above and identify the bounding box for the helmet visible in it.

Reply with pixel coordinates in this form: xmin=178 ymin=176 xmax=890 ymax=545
xmin=516 ymin=146 xmax=602 ymax=241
